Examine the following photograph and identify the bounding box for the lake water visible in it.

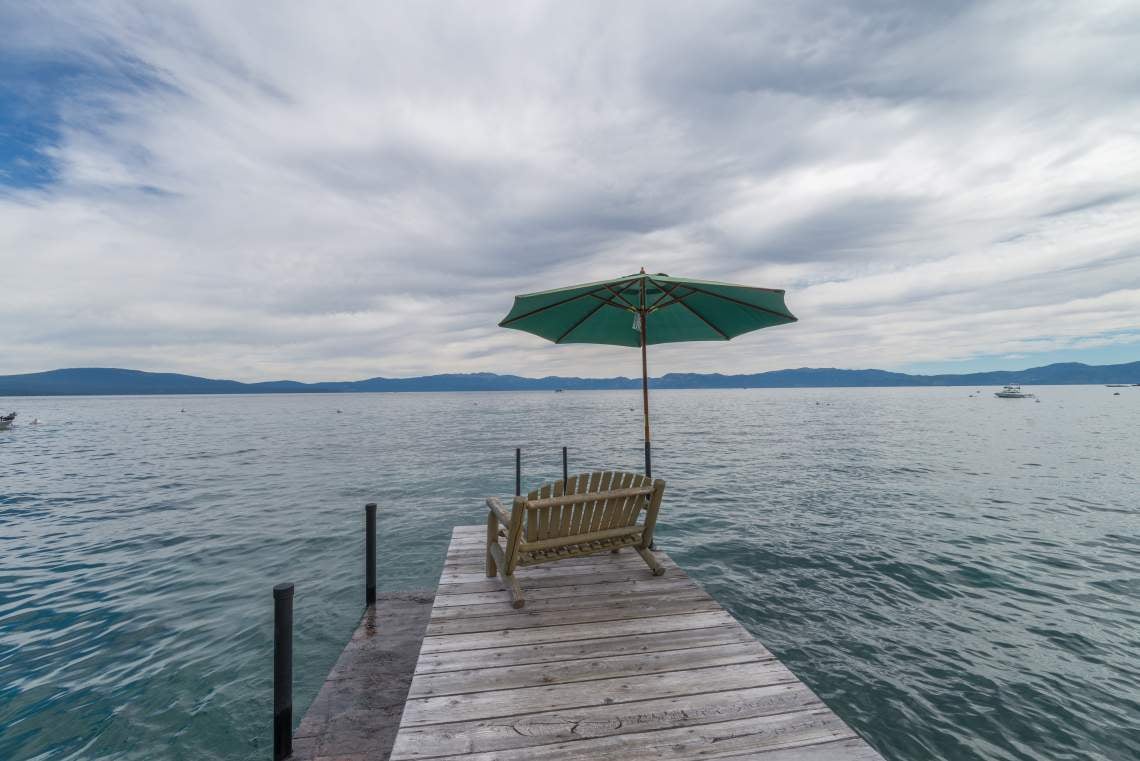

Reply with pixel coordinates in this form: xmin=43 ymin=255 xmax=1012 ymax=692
xmin=1 ymin=387 xmax=1137 ymax=761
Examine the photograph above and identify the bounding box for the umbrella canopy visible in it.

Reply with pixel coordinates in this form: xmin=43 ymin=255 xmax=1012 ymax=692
xmin=498 ymin=270 xmax=797 ymax=476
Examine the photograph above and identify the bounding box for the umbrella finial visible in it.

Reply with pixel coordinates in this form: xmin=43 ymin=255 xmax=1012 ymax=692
xmin=639 ymin=267 xmax=645 ymax=274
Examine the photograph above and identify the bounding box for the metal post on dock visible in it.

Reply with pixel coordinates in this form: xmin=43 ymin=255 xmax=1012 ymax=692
xmin=365 ymin=503 xmax=376 ymax=607
xmin=562 ymin=446 xmax=568 ymax=484
xmin=272 ymin=582 xmax=293 ymax=761
xmin=515 ymin=447 xmax=521 ymax=496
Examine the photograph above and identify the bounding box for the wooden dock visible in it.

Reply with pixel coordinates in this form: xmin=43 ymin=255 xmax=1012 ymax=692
xmin=384 ymin=525 xmax=885 ymax=761
xmin=291 ymin=591 xmax=435 ymax=761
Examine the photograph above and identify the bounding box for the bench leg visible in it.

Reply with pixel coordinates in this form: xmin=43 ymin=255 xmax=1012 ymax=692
xmin=485 ymin=514 xmax=498 ymax=578
xmin=488 ymin=541 xmax=525 ymax=607
xmin=637 ymin=547 xmax=665 ymax=576
xmin=500 ymin=571 xmax=525 ymax=609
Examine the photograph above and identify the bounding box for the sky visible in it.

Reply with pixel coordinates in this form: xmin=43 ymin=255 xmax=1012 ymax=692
xmin=1 ymin=1 xmax=1139 ymax=382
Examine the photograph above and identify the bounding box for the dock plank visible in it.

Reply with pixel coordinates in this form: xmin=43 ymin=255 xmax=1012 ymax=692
xmin=389 ymin=682 xmax=823 ymax=759
xmin=408 ymin=641 xmax=772 ymax=698
xmin=425 ymin=595 xmax=721 ymax=636
xmin=413 ymin=624 xmax=759 ymax=674
xmin=389 ymin=525 xmax=885 ymax=760
xmin=395 ymin=709 xmax=857 ymax=761
xmin=419 ymin=610 xmax=737 ymax=653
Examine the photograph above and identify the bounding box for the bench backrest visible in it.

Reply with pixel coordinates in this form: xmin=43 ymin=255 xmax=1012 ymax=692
xmin=503 ymin=470 xmax=665 ymax=571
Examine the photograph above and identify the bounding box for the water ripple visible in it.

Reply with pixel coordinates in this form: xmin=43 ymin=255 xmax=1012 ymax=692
xmin=1 ymin=387 xmax=1138 ymax=760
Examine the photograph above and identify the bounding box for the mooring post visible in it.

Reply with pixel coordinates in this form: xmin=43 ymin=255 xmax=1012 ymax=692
xmin=515 ymin=447 xmax=521 ymax=497
xmin=562 ymin=446 xmax=568 ymax=483
xmin=365 ymin=503 xmax=376 ymax=607
xmin=272 ymin=582 xmax=294 ymax=761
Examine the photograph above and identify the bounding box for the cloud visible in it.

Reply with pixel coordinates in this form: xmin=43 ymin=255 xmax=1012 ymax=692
xmin=1 ymin=0 xmax=1138 ymax=381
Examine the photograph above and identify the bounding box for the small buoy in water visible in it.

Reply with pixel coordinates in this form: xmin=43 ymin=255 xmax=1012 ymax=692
xmin=31 ymin=418 xmax=39 ymax=424
xmin=1113 ymin=392 xmax=1120 ymax=396
xmin=336 ymin=409 xmax=342 ymax=413
xmin=180 ymin=408 xmax=185 ymax=413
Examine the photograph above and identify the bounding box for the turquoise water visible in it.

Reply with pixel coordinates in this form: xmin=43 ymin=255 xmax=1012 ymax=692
xmin=1 ymin=387 xmax=1137 ymax=760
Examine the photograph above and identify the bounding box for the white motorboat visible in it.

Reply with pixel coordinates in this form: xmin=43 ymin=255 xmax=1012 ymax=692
xmin=994 ymin=384 xmax=1033 ymax=399
xmin=0 ymin=412 xmax=15 ymax=430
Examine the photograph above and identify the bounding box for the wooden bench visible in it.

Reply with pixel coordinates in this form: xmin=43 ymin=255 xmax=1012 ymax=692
xmin=485 ymin=471 xmax=666 ymax=608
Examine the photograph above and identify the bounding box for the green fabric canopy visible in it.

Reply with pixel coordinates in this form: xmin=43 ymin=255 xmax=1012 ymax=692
xmin=498 ymin=270 xmax=797 ymax=476
xmin=499 ymin=271 xmax=796 ymax=345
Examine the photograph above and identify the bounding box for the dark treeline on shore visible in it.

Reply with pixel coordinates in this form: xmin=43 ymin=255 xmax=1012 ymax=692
xmin=0 ymin=361 xmax=1138 ymax=396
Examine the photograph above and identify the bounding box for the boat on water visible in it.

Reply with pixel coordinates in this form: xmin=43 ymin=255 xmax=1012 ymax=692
xmin=995 ymin=384 xmax=1034 ymax=399
xmin=0 ymin=412 xmax=16 ymax=430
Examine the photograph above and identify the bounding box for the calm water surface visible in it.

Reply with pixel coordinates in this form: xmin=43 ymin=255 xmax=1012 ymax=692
xmin=1 ymin=387 xmax=1138 ymax=760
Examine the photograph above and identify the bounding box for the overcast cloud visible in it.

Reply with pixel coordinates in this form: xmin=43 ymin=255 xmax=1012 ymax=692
xmin=1 ymin=0 xmax=1139 ymax=381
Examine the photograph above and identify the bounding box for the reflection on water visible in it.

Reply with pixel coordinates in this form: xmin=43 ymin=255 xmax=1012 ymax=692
xmin=1 ymin=387 xmax=1138 ymax=760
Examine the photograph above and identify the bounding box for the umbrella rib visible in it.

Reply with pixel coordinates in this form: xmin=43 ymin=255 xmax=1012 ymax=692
xmin=601 ymin=281 xmax=639 ymax=310
xmin=554 ymin=298 xmax=611 ymax=343
xmin=586 ymin=292 xmax=630 ymax=309
xmin=664 ymin=281 xmax=797 ymax=322
xmin=673 ymin=298 xmax=730 ymax=339
xmin=646 ymin=281 xmax=692 ymax=310
xmin=498 ymin=286 xmax=608 ymax=326
xmin=641 ymin=278 xmax=728 ymax=339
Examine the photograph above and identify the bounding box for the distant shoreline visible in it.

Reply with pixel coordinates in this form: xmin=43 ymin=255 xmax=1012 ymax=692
xmin=0 ymin=362 xmax=1137 ymax=396
xmin=1 ymin=385 xmax=1136 ymax=400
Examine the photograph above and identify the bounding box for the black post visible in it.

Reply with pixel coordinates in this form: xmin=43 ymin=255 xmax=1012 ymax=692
xmin=273 ymin=583 xmax=294 ymax=761
xmin=562 ymin=446 xmax=568 ymax=483
xmin=515 ymin=447 xmax=521 ymax=497
xmin=365 ymin=503 xmax=376 ymax=607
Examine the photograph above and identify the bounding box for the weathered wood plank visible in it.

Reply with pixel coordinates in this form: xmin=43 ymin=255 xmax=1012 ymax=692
xmin=446 ymin=545 xmax=664 ymax=564
xmin=389 ymin=682 xmax=823 ymax=759
xmin=413 ymin=624 xmax=759 ymax=674
xmin=441 ymin=550 xmax=660 ymax=574
xmin=439 ymin=561 xmax=664 ymax=585
xmin=425 ymin=595 xmax=720 ymax=636
xmin=429 ymin=583 xmax=708 ymax=621
xmin=398 ymin=660 xmax=799 ymax=726
xmin=431 ymin=576 xmax=697 ymax=608
xmin=435 ymin=564 xmax=686 ymax=596
xmin=394 ymin=708 xmax=855 ymax=760
xmin=419 ymin=610 xmax=738 ymax=654
xmin=409 ymin=641 xmax=772 ymax=698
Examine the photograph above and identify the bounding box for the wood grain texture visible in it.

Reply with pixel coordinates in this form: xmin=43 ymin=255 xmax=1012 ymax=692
xmin=390 ymin=682 xmax=823 ymax=759
xmin=389 ymin=525 xmax=885 ymax=761
xmin=413 ymin=625 xmax=761 ymax=674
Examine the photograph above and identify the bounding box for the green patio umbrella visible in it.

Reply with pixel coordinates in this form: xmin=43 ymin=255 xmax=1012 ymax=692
xmin=498 ymin=269 xmax=797 ymax=476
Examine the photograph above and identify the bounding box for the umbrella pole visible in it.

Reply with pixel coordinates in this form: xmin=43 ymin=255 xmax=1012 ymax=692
xmin=640 ymin=308 xmax=651 ymax=478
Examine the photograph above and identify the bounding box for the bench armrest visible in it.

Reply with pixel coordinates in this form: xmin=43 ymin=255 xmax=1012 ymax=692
xmin=485 ymin=496 xmax=512 ymax=525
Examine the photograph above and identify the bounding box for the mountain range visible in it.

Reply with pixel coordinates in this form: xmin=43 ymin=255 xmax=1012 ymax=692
xmin=0 ymin=361 xmax=1137 ymax=396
